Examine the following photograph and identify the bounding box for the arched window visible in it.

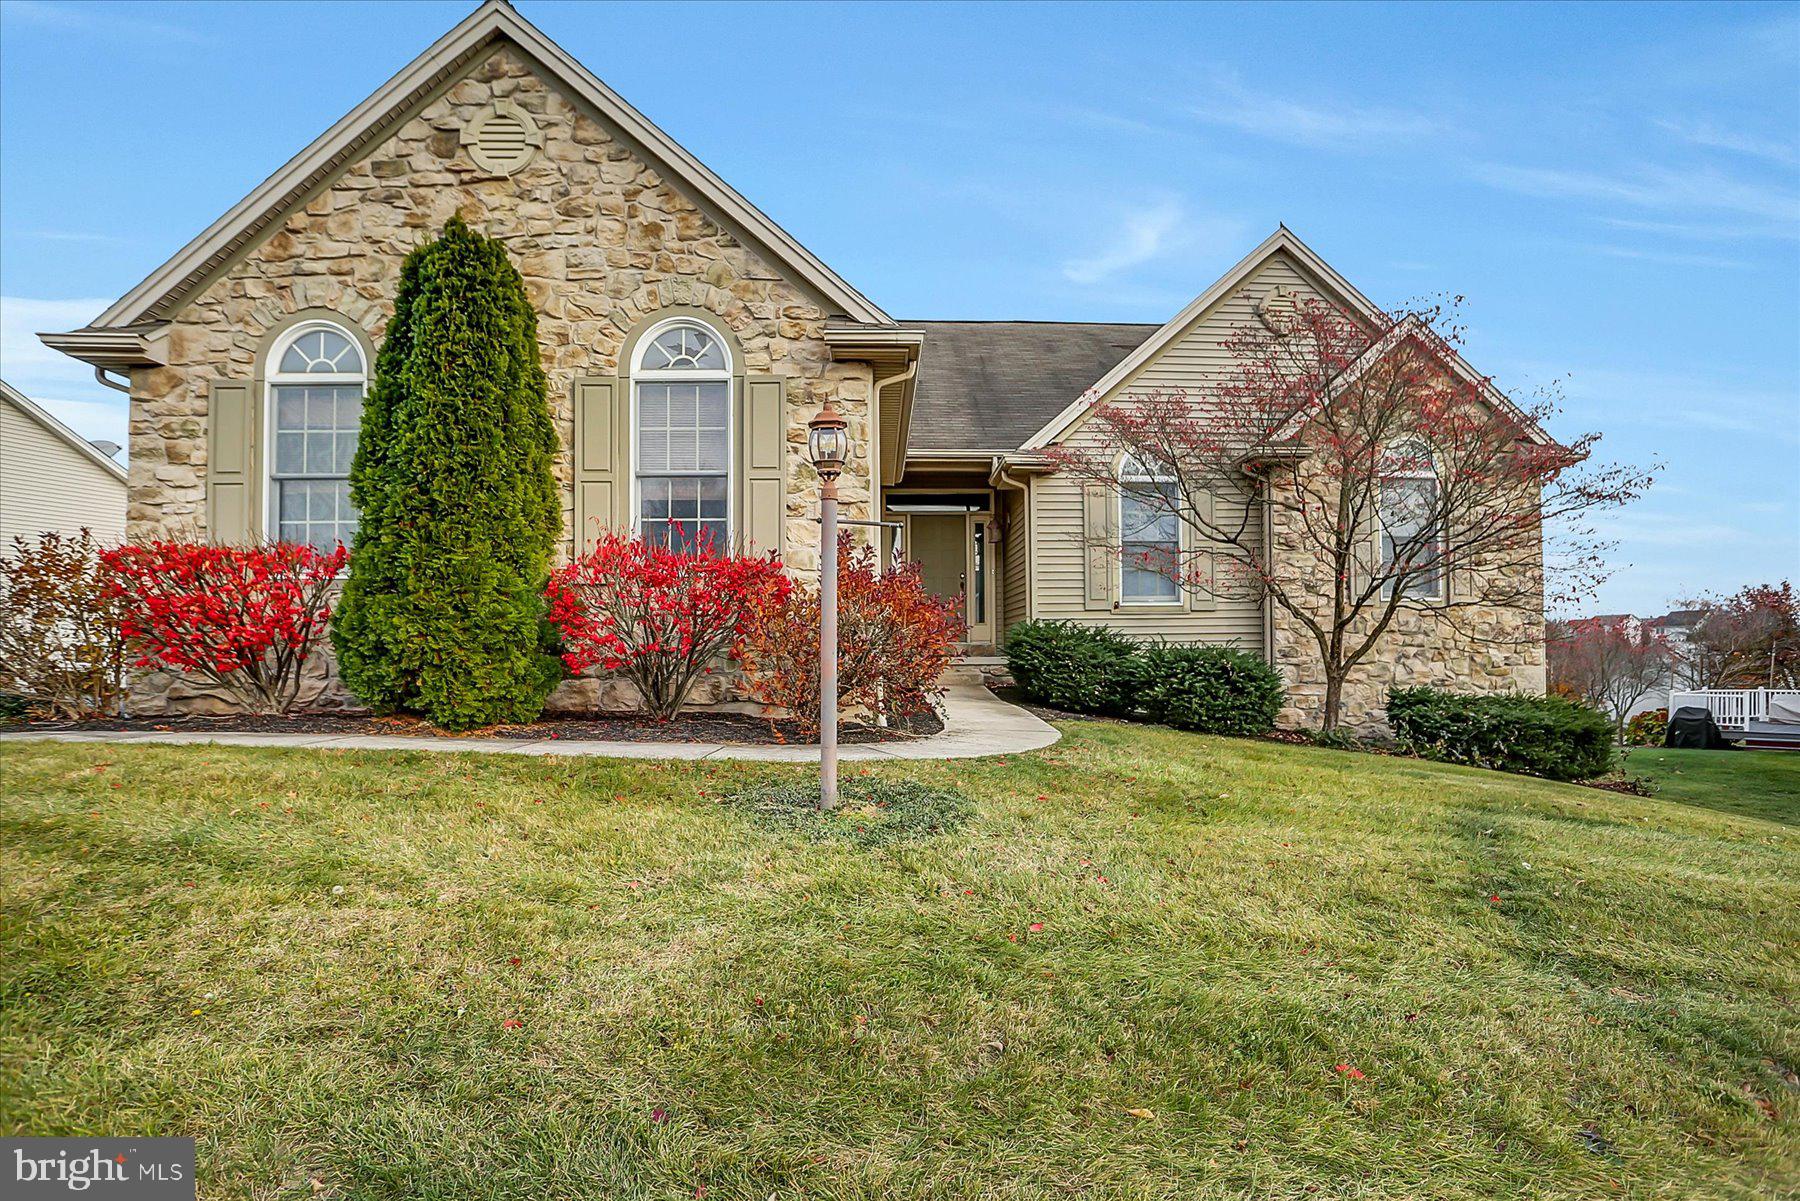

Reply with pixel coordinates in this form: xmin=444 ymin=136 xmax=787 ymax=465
xmin=266 ymin=320 xmax=365 ymax=550
xmin=631 ymin=318 xmax=731 ymax=552
xmin=1120 ymin=454 xmax=1180 ymax=604
xmin=1379 ymin=439 xmax=1443 ymax=599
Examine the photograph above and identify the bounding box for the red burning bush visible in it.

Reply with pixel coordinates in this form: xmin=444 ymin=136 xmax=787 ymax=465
xmin=737 ymin=534 xmax=960 ymax=737
xmin=101 ymin=541 xmax=348 ymax=714
xmin=544 ymin=533 xmax=788 ymax=720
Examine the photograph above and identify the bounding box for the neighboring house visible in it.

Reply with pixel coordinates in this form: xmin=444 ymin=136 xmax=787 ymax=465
xmin=1634 ymin=608 xmax=1705 ymax=718
xmin=0 ymin=378 xmax=127 ymax=549
xmin=39 ymin=1 xmax=1545 ymax=728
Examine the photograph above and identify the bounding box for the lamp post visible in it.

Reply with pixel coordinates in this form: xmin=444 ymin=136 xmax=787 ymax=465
xmin=807 ymin=401 xmax=849 ymax=811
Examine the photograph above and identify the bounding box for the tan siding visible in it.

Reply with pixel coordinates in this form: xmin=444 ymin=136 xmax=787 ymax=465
xmin=999 ymin=488 xmax=1030 ymax=636
xmin=0 ymin=398 xmax=128 ymax=548
xmin=1030 ymin=470 xmax=1264 ymax=646
xmin=1028 ymin=252 xmax=1335 ymax=649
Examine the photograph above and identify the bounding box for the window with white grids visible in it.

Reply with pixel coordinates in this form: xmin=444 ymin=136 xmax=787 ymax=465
xmin=632 ymin=320 xmax=731 ymax=553
xmin=266 ymin=322 xmax=364 ymax=551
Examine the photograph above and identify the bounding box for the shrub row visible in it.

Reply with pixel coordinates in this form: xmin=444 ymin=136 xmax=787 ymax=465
xmin=3 ymin=529 xmax=958 ymax=731
xmin=1386 ymin=686 xmax=1614 ymax=781
xmin=1004 ymin=619 xmax=1284 ymax=735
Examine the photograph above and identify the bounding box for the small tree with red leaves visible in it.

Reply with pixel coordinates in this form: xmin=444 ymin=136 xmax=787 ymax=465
xmin=102 ymin=541 xmax=348 ymax=714
xmin=545 ymin=532 xmax=788 ymax=720
xmin=0 ymin=530 xmax=132 ymax=718
xmin=736 ymin=534 xmax=960 ymax=737
xmin=1547 ymin=616 xmax=1671 ymax=740
xmin=1675 ymin=582 xmax=1800 ymax=689
xmin=1048 ymin=295 xmax=1653 ymax=731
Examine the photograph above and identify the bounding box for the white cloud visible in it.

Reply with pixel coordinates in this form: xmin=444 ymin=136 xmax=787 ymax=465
xmin=1601 ymin=215 xmax=1791 ymax=243
xmin=1588 ymin=244 xmax=1752 ymax=270
xmin=1190 ymin=77 xmax=1443 ymax=151
xmin=2 ymin=0 xmax=206 ymax=43
xmin=0 ymin=296 xmax=111 ymax=389
xmin=1504 ymin=359 xmax=1800 ymax=445
xmin=0 ymin=296 xmax=129 ymax=448
xmin=1061 ymin=198 xmax=1245 ymax=286
xmin=1655 ymin=117 xmax=1800 ymax=167
xmin=22 ymin=394 xmax=129 ymax=448
xmin=1469 ymin=161 xmax=1800 ymax=228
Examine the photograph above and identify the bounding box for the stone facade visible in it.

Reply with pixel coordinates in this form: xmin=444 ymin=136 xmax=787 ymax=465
xmin=1266 ymin=466 xmax=1547 ymax=735
xmin=126 ymin=47 xmax=874 ymax=559
xmin=122 ymin=48 xmax=875 ymax=715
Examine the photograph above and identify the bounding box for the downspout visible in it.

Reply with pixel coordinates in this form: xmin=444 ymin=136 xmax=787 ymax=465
xmin=93 ymin=367 xmax=131 ymax=394
xmin=870 ymin=359 xmax=917 ymax=564
xmin=990 ymin=456 xmax=1032 ymax=638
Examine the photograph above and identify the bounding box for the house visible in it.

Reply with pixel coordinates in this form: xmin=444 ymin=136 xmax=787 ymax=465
xmin=0 ymin=378 xmax=127 ymax=549
xmin=40 ymin=0 xmax=1545 ymax=729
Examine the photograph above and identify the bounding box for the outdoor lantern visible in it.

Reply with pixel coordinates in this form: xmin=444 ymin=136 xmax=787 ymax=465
xmin=807 ymin=402 xmax=848 ymax=480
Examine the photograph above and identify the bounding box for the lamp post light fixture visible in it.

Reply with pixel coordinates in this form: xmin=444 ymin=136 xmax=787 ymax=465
xmin=807 ymin=401 xmax=849 ymax=811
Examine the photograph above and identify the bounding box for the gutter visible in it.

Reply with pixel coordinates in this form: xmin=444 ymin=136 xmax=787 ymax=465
xmin=872 ymin=358 xmax=917 ymax=488
xmin=39 ymin=325 xmax=169 ymax=372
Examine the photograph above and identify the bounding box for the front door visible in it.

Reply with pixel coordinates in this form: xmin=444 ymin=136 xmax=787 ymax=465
xmin=907 ymin=513 xmax=992 ymax=645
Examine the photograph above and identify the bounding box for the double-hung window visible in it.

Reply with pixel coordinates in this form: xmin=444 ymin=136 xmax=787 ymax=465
xmin=1379 ymin=441 xmax=1443 ymax=599
xmin=266 ymin=321 xmax=364 ymax=550
xmin=633 ymin=320 xmax=730 ymax=553
xmin=1120 ymin=455 xmax=1181 ymax=604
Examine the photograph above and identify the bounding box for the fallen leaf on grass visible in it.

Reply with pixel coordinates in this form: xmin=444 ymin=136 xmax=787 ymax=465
xmin=1121 ymin=1106 xmax=1156 ymax=1120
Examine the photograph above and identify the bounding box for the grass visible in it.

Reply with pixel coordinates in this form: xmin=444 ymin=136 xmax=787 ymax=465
xmin=1 ymin=726 xmax=1795 ymax=1199
xmin=1621 ymin=745 xmax=1800 ymax=826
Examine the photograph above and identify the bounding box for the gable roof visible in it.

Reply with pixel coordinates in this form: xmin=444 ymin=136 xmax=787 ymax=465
xmin=1018 ymin=226 xmax=1552 ymax=450
xmin=905 ymin=321 xmax=1158 ymax=453
xmin=0 ymin=379 xmax=129 ymax=482
xmin=47 ymin=0 xmax=888 ymax=367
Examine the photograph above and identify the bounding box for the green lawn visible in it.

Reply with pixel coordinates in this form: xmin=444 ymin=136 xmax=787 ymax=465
xmin=2 ymin=727 xmax=1795 ymax=1199
xmin=1622 ymin=745 xmax=1800 ymax=826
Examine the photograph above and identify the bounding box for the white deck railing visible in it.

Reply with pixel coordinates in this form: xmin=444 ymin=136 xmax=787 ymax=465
xmin=1669 ymin=688 xmax=1800 ymax=728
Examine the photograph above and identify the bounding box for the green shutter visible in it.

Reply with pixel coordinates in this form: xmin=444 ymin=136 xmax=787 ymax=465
xmin=206 ymin=379 xmax=254 ymax=544
xmin=1082 ymin=482 xmax=1113 ymax=610
xmin=572 ymin=376 xmax=620 ymax=552
xmin=741 ymin=374 xmax=786 ymax=558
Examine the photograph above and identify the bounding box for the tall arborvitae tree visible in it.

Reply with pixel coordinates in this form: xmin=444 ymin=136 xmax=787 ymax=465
xmin=332 ymin=217 xmax=562 ymax=728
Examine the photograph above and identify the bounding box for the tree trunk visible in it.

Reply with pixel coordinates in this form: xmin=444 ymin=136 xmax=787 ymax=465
xmin=1320 ymin=672 xmax=1345 ymax=733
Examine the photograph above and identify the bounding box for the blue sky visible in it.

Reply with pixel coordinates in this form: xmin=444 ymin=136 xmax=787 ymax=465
xmin=2 ymin=0 xmax=1795 ymax=615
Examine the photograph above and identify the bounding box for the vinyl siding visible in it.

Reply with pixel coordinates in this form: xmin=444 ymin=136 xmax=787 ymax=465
xmin=0 ymin=396 xmax=127 ymax=549
xmin=999 ymin=487 xmax=1030 ymax=637
xmin=1029 ymin=251 xmax=1340 ymax=650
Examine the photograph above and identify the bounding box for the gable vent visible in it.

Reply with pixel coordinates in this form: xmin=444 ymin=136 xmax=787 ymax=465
xmin=462 ymin=99 xmax=544 ymax=176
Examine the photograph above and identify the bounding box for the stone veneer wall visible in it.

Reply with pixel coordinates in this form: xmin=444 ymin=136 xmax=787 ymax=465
xmin=122 ymin=48 xmax=876 ymax=716
xmin=1266 ymin=468 xmax=1547 ymax=735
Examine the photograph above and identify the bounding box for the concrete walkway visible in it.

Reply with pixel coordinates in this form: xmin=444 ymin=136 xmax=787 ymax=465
xmin=0 ymin=682 xmax=1059 ymax=763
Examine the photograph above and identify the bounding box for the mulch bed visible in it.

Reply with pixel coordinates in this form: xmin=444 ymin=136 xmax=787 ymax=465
xmin=4 ymin=709 xmax=943 ymax=747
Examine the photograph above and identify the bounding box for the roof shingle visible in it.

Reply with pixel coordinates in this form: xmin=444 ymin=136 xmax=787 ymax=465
xmin=904 ymin=320 xmax=1158 ymax=453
